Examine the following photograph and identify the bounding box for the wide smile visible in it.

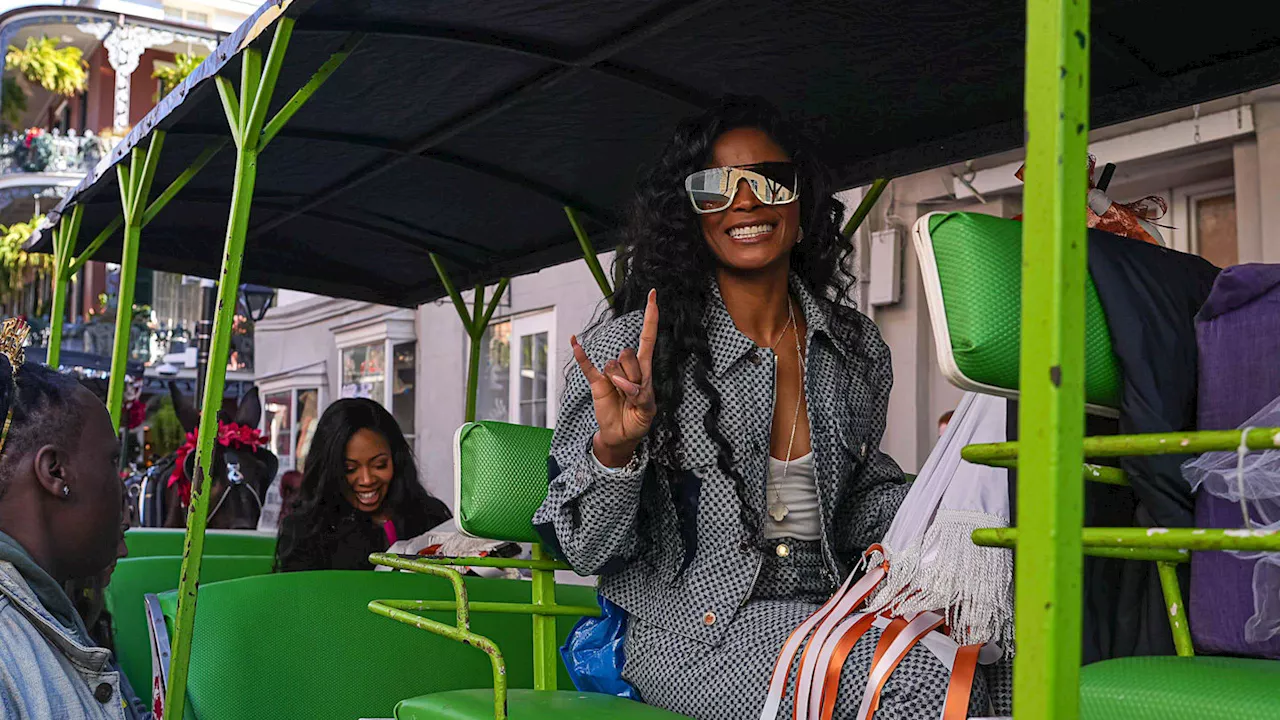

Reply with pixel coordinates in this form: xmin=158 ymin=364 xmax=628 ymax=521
xmin=355 ymin=489 xmax=381 ymax=505
xmin=726 ymin=222 xmax=777 ymax=243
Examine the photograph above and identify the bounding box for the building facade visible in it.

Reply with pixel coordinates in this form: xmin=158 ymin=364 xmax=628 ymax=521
xmin=255 ymin=86 xmax=1275 ymax=506
xmin=0 ymin=1 xmax=256 ymax=393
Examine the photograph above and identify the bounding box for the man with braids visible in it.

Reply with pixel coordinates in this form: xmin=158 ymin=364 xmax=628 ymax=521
xmin=0 ymin=318 xmax=150 ymax=718
xmin=534 ymin=97 xmax=990 ymax=718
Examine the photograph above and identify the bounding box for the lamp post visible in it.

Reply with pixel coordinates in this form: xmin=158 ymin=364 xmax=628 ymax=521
xmin=194 ymin=279 xmax=216 ymax=406
xmin=193 ymin=283 xmax=273 ymax=407
xmin=239 ymin=284 xmax=276 ymax=322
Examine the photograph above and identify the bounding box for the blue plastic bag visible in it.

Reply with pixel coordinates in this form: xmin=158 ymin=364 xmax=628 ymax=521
xmin=560 ymin=593 xmax=640 ymax=700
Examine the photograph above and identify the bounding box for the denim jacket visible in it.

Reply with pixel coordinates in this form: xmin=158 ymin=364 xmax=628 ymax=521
xmin=0 ymin=534 xmax=148 ymax=720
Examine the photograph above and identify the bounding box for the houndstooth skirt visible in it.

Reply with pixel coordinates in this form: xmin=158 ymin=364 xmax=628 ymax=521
xmin=621 ymin=538 xmax=997 ymax=720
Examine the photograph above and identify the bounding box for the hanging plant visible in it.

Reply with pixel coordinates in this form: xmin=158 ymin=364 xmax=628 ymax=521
xmin=5 ymin=36 xmax=88 ymax=97
xmin=1 ymin=77 xmax=27 ymax=130
xmin=152 ymin=53 xmax=206 ymax=101
xmin=0 ymin=214 xmax=52 ymax=310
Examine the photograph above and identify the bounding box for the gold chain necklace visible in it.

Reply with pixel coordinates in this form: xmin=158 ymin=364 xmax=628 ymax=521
xmin=768 ymin=298 xmax=804 ymax=523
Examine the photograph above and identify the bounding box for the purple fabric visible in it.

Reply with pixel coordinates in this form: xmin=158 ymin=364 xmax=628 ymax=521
xmin=1196 ymin=263 xmax=1280 ymax=323
xmin=1193 ymin=263 xmax=1280 ymax=659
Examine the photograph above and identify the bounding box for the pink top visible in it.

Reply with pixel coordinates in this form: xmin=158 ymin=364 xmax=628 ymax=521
xmin=383 ymin=520 xmax=398 ymax=547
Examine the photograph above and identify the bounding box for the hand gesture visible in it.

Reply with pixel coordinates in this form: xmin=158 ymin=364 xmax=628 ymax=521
xmin=571 ymin=289 xmax=658 ymax=467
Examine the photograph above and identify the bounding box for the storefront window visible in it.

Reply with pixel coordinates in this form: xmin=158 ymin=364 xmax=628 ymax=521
xmin=392 ymin=342 xmax=416 ymax=435
xmin=264 ymin=392 xmax=292 ymax=471
xmin=476 ymin=321 xmax=511 ymax=423
xmin=261 ymin=387 xmax=320 ymax=475
xmin=473 ymin=312 xmax=555 ymax=428
xmin=341 ymin=343 xmax=385 ymax=402
xmin=295 ymin=389 xmax=319 ymax=472
xmin=518 ymin=332 xmax=549 ymax=427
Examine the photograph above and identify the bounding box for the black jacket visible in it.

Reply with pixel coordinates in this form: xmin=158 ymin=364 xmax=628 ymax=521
xmin=276 ymin=495 xmax=452 ymax=572
xmin=1011 ymin=229 xmax=1218 ymax=662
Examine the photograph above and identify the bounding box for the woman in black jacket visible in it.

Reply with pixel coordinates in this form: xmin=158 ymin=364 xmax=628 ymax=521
xmin=274 ymin=398 xmax=450 ymax=572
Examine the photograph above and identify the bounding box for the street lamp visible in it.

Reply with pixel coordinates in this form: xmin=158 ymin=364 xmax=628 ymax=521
xmin=239 ymin=284 xmax=276 ymax=322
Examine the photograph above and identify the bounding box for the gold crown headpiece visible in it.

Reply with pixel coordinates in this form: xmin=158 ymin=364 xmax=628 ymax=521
xmin=0 ymin=317 xmax=31 ymax=458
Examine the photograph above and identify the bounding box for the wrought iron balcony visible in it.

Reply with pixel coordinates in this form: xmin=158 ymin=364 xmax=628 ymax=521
xmin=0 ymin=128 xmax=111 ymax=176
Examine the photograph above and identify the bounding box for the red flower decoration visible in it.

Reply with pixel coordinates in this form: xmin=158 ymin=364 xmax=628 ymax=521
xmin=168 ymin=421 xmax=268 ymax=508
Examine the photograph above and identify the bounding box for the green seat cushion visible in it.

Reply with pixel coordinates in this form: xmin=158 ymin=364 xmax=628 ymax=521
xmin=396 ymin=689 xmax=693 ymax=720
xmin=1080 ymin=656 xmax=1280 ymax=719
xmin=156 ymin=570 xmax=599 ymax=720
xmin=105 ymin=554 xmax=273 ymax=697
xmin=124 ymin=528 xmax=277 ymax=558
xmin=456 ymin=422 xmax=554 ymax=543
xmin=923 ymin=212 xmax=1122 ymax=408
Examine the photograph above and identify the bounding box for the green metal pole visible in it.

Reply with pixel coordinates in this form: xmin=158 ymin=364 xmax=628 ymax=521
xmin=429 ymin=253 xmax=509 ymax=424
xmin=1157 ymin=560 xmax=1194 ymax=657
xmin=47 ymin=205 xmax=81 ymax=369
xmin=976 ymin=526 xmax=1280 ymax=553
xmin=377 ymin=598 xmax=601 ymax=618
xmin=965 ymin=426 xmax=1280 ymax=464
xmin=465 ymin=283 xmax=486 ymax=423
xmin=142 ymin=141 xmax=227 ymax=226
xmin=68 ymin=216 xmax=123 ymax=276
xmin=530 ymin=544 xmax=558 ymax=690
xmin=164 ymin=19 xmax=302 ymax=720
xmin=841 ymin=178 xmax=890 ymax=239
xmin=106 ymin=132 xmax=165 ymax=428
xmin=261 ymin=32 xmax=366 ymax=148
xmin=1016 ymin=0 xmax=1090 ymax=717
xmin=565 ymin=206 xmax=613 ymax=302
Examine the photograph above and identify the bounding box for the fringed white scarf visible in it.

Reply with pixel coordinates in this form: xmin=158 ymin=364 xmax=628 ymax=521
xmin=863 ymin=392 xmax=1015 ymax=649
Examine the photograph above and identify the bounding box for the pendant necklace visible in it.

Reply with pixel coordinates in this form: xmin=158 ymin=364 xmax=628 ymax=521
xmin=768 ymin=298 xmax=804 ymax=523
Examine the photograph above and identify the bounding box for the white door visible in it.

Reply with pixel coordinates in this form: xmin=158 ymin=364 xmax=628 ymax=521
xmin=508 ymin=312 xmax=556 ymax=429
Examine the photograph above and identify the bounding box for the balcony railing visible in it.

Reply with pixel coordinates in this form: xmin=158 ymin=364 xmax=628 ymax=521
xmin=0 ymin=128 xmax=111 ymax=176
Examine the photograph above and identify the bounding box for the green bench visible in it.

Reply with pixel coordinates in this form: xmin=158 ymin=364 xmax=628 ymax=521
xmin=913 ymin=211 xmax=1280 ymax=718
xmin=125 ymin=528 xmax=277 ymax=559
xmin=149 ymin=569 xmax=596 ymax=719
xmin=373 ymin=421 xmax=690 ymax=719
xmin=107 ymin=554 xmax=273 ymax=699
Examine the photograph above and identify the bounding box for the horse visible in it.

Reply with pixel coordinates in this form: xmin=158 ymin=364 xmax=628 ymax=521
xmin=155 ymin=382 xmax=279 ymax=530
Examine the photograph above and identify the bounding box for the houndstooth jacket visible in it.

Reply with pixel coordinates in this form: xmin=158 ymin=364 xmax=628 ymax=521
xmin=533 ymin=276 xmax=910 ymax=647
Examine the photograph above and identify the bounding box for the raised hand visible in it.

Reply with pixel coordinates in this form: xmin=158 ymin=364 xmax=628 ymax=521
xmin=571 ymin=289 xmax=659 ymax=468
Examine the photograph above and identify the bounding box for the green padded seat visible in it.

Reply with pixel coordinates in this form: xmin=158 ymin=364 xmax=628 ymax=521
xmin=124 ymin=528 xmax=277 ymax=558
xmin=1080 ymin=656 xmax=1280 ymax=719
xmin=913 ymin=211 xmax=1123 ymax=413
xmin=454 ymin=421 xmax=554 ymax=542
xmin=106 ymin=554 xmax=273 ymax=696
xmin=397 ymin=689 xmax=692 ymax=720
xmin=155 ymin=570 xmax=599 ymax=720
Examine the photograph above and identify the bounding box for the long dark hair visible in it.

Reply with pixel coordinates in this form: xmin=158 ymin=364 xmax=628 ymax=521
xmin=274 ymin=398 xmax=435 ymax=569
xmin=603 ymin=95 xmax=862 ymax=549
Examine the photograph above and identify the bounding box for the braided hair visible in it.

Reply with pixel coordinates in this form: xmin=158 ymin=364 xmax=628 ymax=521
xmin=0 ymin=359 xmax=82 ymax=499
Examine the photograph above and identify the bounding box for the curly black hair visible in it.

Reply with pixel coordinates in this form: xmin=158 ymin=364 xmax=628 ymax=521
xmin=602 ymin=95 xmax=865 ymax=550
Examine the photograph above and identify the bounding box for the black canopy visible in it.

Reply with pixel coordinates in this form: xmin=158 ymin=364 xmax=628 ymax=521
xmin=33 ymin=0 xmax=1280 ymax=307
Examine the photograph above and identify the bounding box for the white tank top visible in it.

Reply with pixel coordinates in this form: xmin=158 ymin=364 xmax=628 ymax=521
xmin=763 ymin=451 xmax=821 ymax=541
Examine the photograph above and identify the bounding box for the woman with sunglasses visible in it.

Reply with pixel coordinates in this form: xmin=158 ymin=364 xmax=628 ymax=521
xmin=534 ymin=96 xmax=990 ymax=719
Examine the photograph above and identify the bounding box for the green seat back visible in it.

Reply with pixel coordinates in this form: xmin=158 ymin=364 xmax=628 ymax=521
xmin=106 ymin=554 xmax=273 ymax=696
xmin=455 ymin=422 xmax=554 ymax=543
xmin=915 ymin=212 xmax=1122 ymax=411
xmin=157 ymin=570 xmax=598 ymax=720
xmin=1081 ymin=656 xmax=1280 ymax=719
xmin=124 ymin=528 xmax=277 ymax=559
xmin=397 ymin=688 xmax=692 ymax=720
